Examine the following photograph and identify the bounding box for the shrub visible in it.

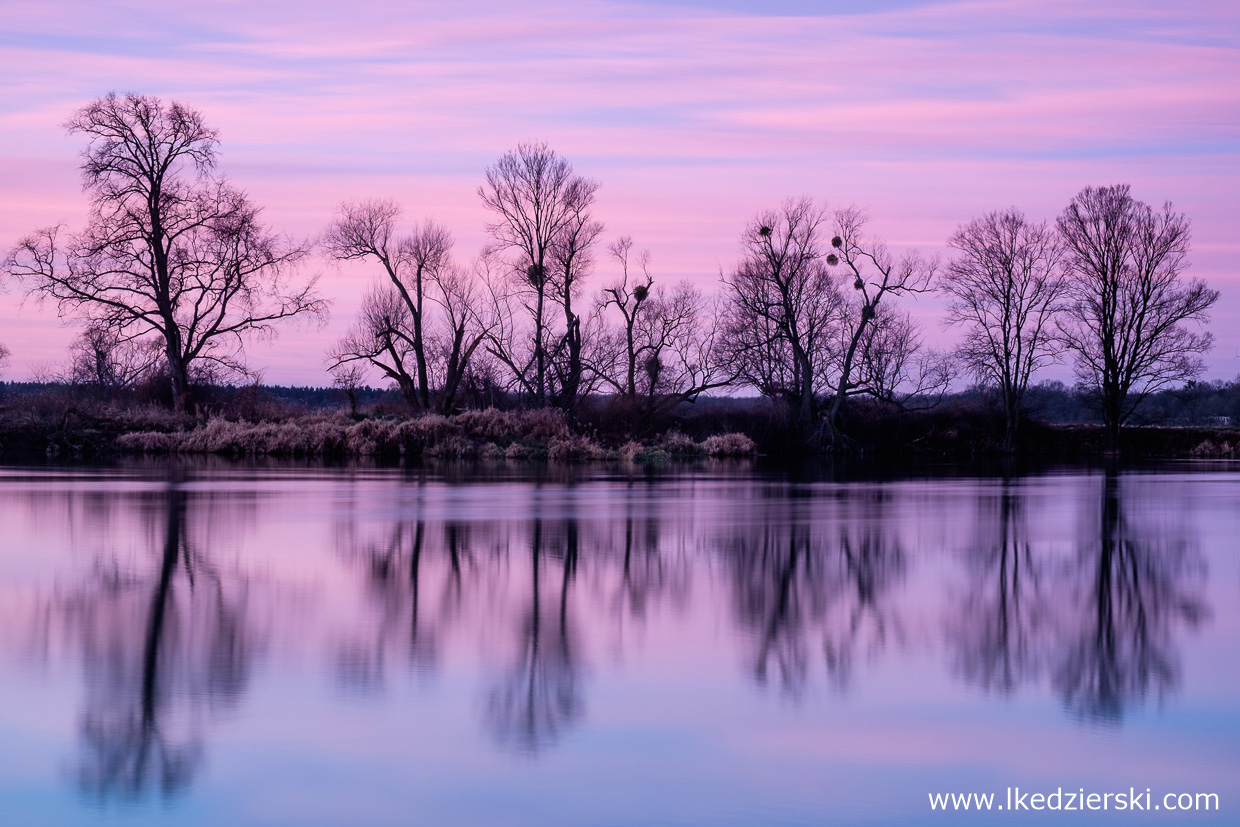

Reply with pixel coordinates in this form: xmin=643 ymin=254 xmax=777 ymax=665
xmin=504 ymin=442 xmax=534 ymax=460
xmin=397 ymin=414 xmax=457 ymax=457
xmin=619 ymin=441 xmax=644 ymax=462
xmin=455 ymin=408 xmax=523 ymax=444
xmin=547 ymin=434 xmax=610 ymax=461
xmin=518 ymin=408 xmax=572 ymax=442
xmin=660 ymin=430 xmax=704 ymax=456
xmin=619 ymin=441 xmax=669 ymax=464
xmin=345 ymin=418 xmax=402 ymax=456
xmin=702 ymin=432 xmax=757 ymax=457
xmin=115 ymin=431 xmax=176 ymax=453
xmin=425 ymin=434 xmax=479 ymax=459
xmin=1190 ymin=439 xmax=1233 ymax=459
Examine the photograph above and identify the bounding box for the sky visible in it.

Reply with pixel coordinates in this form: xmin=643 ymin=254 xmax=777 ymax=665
xmin=1 ymin=0 xmax=1237 ymax=386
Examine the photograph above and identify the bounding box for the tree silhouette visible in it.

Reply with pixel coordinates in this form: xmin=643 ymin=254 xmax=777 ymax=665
xmin=1057 ymin=185 xmax=1217 ymax=450
xmin=3 ymin=93 xmax=325 ymax=409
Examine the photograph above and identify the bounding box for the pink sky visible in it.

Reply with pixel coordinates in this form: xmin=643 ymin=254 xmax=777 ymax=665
xmin=1 ymin=0 xmax=1237 ymax=385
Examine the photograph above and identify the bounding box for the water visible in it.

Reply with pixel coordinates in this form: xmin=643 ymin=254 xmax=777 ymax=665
xmin=0 ymin=461 xmax=1236 ymax=825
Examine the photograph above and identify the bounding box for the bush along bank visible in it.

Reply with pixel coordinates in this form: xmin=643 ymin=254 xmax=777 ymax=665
xmin=0 ymin=389 xmax=1233 ymax=463
xmin=111 ymin=408 xmax=758 ymax=462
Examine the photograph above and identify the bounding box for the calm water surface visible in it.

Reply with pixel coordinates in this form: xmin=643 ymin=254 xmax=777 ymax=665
xmin=0 ymin=461 xmax=1237 ymax=825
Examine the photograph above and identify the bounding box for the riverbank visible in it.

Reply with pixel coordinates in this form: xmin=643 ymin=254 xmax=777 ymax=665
xmin=0 ymin=396 xmax=1234 ymax=461
xmin=0 ymin=404 xmax=757 ymax=461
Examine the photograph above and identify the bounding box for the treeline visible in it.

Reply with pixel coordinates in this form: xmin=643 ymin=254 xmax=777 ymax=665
xmin=0 ymin=93 xmax=1225 ymax=454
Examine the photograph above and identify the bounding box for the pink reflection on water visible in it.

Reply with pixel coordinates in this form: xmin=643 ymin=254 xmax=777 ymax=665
xmin=0 ymin=464 xmax=1235 ymax=825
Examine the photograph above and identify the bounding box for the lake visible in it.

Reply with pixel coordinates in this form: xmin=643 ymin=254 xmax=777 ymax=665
xmin=0 ymin=460 xmax=1236 ymax=825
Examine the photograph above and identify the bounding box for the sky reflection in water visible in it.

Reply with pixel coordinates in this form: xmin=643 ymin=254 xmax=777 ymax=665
xmin=0 ymin=463 xmax=1236 ymax=825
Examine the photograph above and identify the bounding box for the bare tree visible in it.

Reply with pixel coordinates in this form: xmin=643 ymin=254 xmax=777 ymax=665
xmin=826 ymin=207 xmax=937 ymax=444
xmin=3 ymin=93 xmax=326 ymax=410
xmin=843 ymin=305 xmax=952 ymax=410
xmin=430 ymin=260 xmax=493 ymax=412
xmin=597 ymin=236 xmax=654 ymax=399
xmin=478 ymin=143 xmax=601 ymax=406
xmin=721 ymin=198 xmax=840 ymax=433
xmin=548 ymin=201 xmax=604 ymax=413
xmin=941 ymin=209 xmax=1066 ymax=449
xmin=68 ymin=324 xmax=163 ymax=393
xmin=323 ymin=202 xmax=453 ymax=411
xmin=329 ymin=284 xmax=417 ymax=403
xmin=1056 ymin=185 xmax=1218 ymax=449
xmin=594 ymin=239 xmax=734 ymax=424
xmin=330 ymin=363 xmax=367 ymax=416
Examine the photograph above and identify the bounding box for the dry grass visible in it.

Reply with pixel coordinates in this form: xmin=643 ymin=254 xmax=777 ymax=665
xmin=547 ymin=434 xmax=611 ymax=461
xmin=38 ymin=398 xmax=759 ymax=463
xmin=1190 ymin=439 xmax=1234 ymax=459
xmin=659 ymin=430 xmax=706 ymax=456
xmin=113 ymin=409 xmax=616 ymax=462
xmin=702 ymin=432 xmax=757 ymax=457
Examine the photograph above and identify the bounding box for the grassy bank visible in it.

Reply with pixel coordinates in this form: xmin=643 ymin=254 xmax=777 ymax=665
xmin=0 ymin=403 xmax=757 ymax=462
xmin=0 ymin=383 xmax=1235 ymax=462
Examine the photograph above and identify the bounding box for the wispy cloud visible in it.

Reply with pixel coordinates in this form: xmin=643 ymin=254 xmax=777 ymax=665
xmin=2 ymin=0 xmax=1237 ymax=381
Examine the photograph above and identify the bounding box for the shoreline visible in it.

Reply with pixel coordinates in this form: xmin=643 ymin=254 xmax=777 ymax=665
xmin=0 ymin=403 xmax=1235 ymax=463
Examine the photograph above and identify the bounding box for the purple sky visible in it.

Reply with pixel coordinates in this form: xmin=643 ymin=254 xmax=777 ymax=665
xmin=2 ymin=0 xmax=1237 ymax=385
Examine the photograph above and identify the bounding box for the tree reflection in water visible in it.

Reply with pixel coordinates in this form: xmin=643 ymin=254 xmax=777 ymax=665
xmin=57 ymin=482 xmax=258 ymax=801
xmin=949 ymin=473 xmax=1209 ymax=724
xmin=334 ymin=519 xmax=433 ymax=691
xmin=722 ymin=489 xmax=905 ymax=696
xmin=486 ymin=517 xmax=583 ymax=754
xmin=949 ymin=481 xmax=1048 ymax=693
xmin=14 ymin=467 xmax=1210 ymax=805
xmin=1053 ymin=473 xmax=1209 ymax=723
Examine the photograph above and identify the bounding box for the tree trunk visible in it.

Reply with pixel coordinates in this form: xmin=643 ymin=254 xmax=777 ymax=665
xmin=534 ymin=286 xmax=547 ymax=406
xmin=1001 ymin=388 xmax=1018 ymax=453
xmin=166 ymin=346 xmax=191 ymax=413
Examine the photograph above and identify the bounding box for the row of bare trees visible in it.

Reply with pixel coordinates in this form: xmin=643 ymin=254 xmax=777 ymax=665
xmin=322 ymin=143 xmax=734 ymax=425
xmin=1 ymin=94 xmax=1221 ymax=450
xmin=940 ymin=189 xmax=1217 ymax=450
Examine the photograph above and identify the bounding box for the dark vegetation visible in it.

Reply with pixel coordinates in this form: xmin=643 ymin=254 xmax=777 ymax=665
xmin=0 ymin=377 xmax=1236 ymax=462
xmin=1 ymin=94 xmax=1230 ymax=463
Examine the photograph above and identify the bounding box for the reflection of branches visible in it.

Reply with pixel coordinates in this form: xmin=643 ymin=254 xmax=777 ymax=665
xmin=948 ymin=475 xmax=1207 ymax=724
xmin=66 ymin=487 xmax=256 ymax=801
xmin=724 ymin=497 xmax=905 ymax=697
xmin=334 ymin=518 xmax=469 ymax=690
xmin=823 ymin=525 xmax=904 ymax=686
xmin=486 ymin=519 xmax=582 ymax=754
xmin=612 ymin=500 xmax=687 ymax=621
xmin=949 ymin=483 xmax=1047 ymax=693
xmin=1053 ymin=475 xmax=1208 ymax=724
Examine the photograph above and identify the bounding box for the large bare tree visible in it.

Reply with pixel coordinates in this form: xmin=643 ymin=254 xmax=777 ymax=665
xmin=3 ymin=93 xmax=326 ymax=409
xmin=941 ymin=209 xmax=1066 ymax=449
xmin=478 ymin=143 xmax=601 ymax=407
xmin=721 ymin=197 xmax=841 ymax=433
xmin=1056 ymin=185 xmax=1217 ymax=449
xmin=547 ymin=199 xmax=604 ymax=412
